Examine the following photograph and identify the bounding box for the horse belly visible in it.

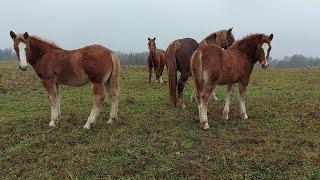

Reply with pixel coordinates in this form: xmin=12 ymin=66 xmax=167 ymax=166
xmin=58 ymin=68 xmax=90 ymax=86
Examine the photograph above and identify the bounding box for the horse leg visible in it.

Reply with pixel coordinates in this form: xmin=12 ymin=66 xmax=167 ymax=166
xmin=222 ymin=84 xmax=233 ymax=120
xmin=155 ymin=66 xmax=160 ymax=83
xmin=83 ymin=83 xmax=105 ymax=129
xmin=57 ymin=85 xmax=61 ymax=118
xmin=148 ymin=66 xmax=152 ymax=83
xmin=210 ymin=84 xmax=219 ymax=101
xmin=159 ymin=65 xmax=164 ymax=84
xmin=42 ymin=80 xmax=59 ymax=127
xmin=238 ymin=83 xmax=248 ymax=119
xmin=177 ymin=72 xmax=189 ymax=108
xmin=104 ymin=73 xmax=120 ymax=125
xmin=190 ymin=88 xmax=196 ymax=102
xmin=198 ymin=84 xmax=214 ymax=130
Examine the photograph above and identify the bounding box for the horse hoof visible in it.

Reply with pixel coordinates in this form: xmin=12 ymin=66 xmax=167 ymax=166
xmin=242 ymin=114 xmax=248 ymax=120
xmin=107 ymin=119 xmax=114 ymax=124
xmin=49 ymin=121 xmax=56 ymax=127
xmin=83 ymin=123 xmax=91 ymax=129
xmin=202 ymin=122 xmax=209 ymax=130
xmin=222 ymin=112 xmax=229 ymax=120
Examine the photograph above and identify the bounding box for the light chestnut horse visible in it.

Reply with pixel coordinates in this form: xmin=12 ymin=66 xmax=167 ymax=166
xmin=190 ymin=33 xmax=273 ymax=130
xmin=10 ymin=31 xmax=120 ymax=129
xmin=147 ymin=37 xmax=166 ymax=83
xmin=166 ymin=28 xmax=235 ymax=108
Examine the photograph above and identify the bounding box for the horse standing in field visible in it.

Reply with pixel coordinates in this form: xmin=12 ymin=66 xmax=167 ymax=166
xmin=147 ymin=37 xmax=166 ymax=83
xmin=166 ymin=28 xmax=235 ymax=108
xmin=190 ymin=33 xmax=273 ymax=129
xmin=10 ymin=31 xmax=121 ymax=129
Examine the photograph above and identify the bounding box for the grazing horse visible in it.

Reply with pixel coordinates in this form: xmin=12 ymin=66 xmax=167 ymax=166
xmin=10 ymin=31 xmax=120 ymax=129
xmin=190 ymin=33 xmax=273 ymax=130
xmin=147 ymin=37 xmax=166 ymax=83
xmin=166 ymin=28 xmax=235 ymax=108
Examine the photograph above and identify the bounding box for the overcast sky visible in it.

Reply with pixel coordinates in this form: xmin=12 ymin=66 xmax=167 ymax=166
xmin=1 ymin=0 xmax=319 ymax=59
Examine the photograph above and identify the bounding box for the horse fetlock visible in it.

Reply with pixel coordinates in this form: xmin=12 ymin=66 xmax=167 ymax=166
xmin=222 ymin=110 xmax=229 ymax=120
xmin=201 ymin=121 xmax=209 ymax=130
xmin=83 ymin=123 xmax=91 ymax=130
xmin=107 ymin=117 xmax=118 ymax=124
xmin=241 ymin=112 xmax=248 ymax=119
xmin=211 ymin=95 xmax=219 ymax=101
xmin=49 ymin=120 xmax=56 ymax=127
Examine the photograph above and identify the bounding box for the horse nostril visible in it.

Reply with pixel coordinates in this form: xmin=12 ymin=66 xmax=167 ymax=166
xmin=19 ymin=66 xmax=27 ymax=71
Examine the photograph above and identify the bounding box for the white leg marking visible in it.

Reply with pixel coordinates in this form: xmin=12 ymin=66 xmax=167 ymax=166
xmin=190 ymin=88 xmax=196 ymax=102
xmin=223 ymin=85 xmax=233 ymax=120
xmin=211 ymin=90 xmax=219 ymax=101
xmin=18 ymin=42 xmax=28 ymax=69
xmin=159 ymin=76 xmax=164 ymax=84
xmin=49 ymin=96 xmax=59 ymax=127
xmin=83 ymin=106 xmax=101 ymax=129
xmin=239 ymin=95 xmax=248 ymax=119
xmin=200 ymin=100 xmax=209 ymax=130
xmin=107 ymin=100 xmax=118 ymax=124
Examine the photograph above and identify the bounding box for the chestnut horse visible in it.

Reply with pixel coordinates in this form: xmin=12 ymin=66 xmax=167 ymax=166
xmin=10 ymin=31 xmax=120 ymax=129
xmin=190 ymin=33 xmax=273 ymax=130
xmin=166 ymin=28 xmax=235 ymax=108
xmin=147 ymin=37 xmax=166 ymax=83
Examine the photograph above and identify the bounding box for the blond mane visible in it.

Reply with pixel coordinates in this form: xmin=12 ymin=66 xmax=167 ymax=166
xmin=16 ymin=33 xmax=60 ymax=48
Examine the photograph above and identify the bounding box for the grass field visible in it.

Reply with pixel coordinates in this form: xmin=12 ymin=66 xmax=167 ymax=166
xmin=0 ymin=61 xmax=320 ymax=179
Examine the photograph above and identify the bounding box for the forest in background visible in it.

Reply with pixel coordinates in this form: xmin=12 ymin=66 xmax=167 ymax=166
xmin=1 ymin=48 xmax=320 ymax=68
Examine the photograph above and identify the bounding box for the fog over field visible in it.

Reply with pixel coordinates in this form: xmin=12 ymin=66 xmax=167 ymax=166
xmin=1 ymin=0 xmax=319 ymax=59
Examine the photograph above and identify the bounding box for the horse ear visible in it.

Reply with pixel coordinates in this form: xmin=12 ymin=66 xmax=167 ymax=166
xmin=269 ymin=34 xmax=273 ymax=41
xmin=228 ymin=27 xmax=233 ymax=34
xmin=10 ymin=31 xmax=16 ymax=39
xmin=24 ymin=32 xmax=29 ymax=39
xmin=154 ymin=37 xmax=156 ymax=41
xmin=148 ymin=37 xmax=151 ymax=41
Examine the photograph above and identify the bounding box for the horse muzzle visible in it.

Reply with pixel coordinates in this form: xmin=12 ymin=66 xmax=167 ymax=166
xmin=261 ymin=64 xmax=269 ymax=69
xmin=19 ymin=66 xmax=28 ymax=71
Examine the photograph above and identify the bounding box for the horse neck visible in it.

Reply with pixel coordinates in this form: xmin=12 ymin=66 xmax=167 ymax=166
xmin=235 ymin=39 xmax=258 ymax=64
xmin=28 ymin=38 xmax=61 ymax=66
xmin=149 ymin=49 xmax=157 ymax=57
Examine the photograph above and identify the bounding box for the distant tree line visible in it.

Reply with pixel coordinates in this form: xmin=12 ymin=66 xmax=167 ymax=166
xmin=1 ymin=48 xmax=320 ymax=68
xmin=116 ymin=51 xmax=148 ymax=65
xmin=270 ymin=54 xmax=320 ymax=68
xmin=0 ymin=48 xmax=16 ymax=60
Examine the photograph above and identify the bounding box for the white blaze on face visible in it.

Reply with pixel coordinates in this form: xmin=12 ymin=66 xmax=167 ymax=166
xmin=262 ymin=43 xmax=270 ymax=65
xmin=18 ymin=42 xmax=28 ymax=68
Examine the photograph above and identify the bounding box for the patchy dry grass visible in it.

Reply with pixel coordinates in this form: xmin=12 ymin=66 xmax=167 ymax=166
xmin=0 ymin=61 xmax=319 ymax=179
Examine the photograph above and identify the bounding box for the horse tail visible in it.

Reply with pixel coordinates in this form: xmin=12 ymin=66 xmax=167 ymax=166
xmin=190 ymin=50 xmax=203 ymax=92
xmin=166 ymin=41 xmax=181 ymax=106
xmin=109 ymin=52 xmax=121 ymax=94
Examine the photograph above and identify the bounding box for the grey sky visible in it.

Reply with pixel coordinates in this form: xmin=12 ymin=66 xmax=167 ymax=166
xmin=1 ymin=0 xmax=319 ymax=59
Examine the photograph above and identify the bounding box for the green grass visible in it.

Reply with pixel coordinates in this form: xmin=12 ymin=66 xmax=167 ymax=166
xmin=0 ymin=61 xmax=320 ymax=179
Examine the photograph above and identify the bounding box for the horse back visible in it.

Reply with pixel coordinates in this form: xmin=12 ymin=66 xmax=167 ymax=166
xmin=175 ymin=38 xmax=199 ymax=73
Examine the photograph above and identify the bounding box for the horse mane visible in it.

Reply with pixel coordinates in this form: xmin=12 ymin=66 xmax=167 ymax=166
xmin=29 ymin=35 xmax=61 ymax=48
xmin=203 ymin=29 xmax=225 ymax=41
xmin=234 ymin=33 xmax=264 ymax=49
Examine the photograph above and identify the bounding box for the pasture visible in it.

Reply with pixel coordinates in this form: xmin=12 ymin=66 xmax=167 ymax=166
xmin=0 ymin=61 xmax=319 ymax=178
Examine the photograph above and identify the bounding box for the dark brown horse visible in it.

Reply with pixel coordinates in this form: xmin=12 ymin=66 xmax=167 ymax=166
xmin=147 ymin=37 xmax=166 ymax=83
xmin=166 ymin=28 xmax=235 ymax=108
xmin=10 ymin=31 xmax=121 ymax=129
xmin=190 ymin=33 xmax=273 ymax=129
